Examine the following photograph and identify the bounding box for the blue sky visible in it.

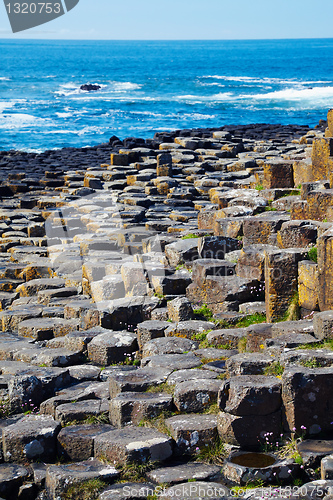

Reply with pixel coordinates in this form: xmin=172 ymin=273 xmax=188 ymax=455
xmin=0 ymin=0 xmax=333 ymax=39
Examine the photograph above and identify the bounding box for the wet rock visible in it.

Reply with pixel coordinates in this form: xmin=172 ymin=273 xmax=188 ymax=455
xmin=80 ymin=84 xmax=101 ymax=91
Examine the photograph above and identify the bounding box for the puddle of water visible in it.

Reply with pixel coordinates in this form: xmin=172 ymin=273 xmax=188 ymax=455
xmin=230 ymin=452 xmax=276 ymax=468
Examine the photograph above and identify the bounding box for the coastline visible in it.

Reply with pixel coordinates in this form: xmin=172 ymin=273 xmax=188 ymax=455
xmin=0 ymin=116 xmax=332 ymax=497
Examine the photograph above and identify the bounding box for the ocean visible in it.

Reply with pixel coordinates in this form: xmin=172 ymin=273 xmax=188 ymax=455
xmin=1 ymin=38 xmax=333 ymax=152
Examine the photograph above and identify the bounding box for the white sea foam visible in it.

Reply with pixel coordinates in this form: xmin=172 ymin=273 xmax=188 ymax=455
xmin=0 ymin=77 xmax=10 ymax=81
xmin=243 ymin=86 xmax=333 ymax=102
xmin=55 ymin=112 xmax=73 ymax=118
xmin=0 ymin=113 xmax=47 ymax=129
xmin=110 ymin=81 xmax=142 ymax=92
xmin=203 ymin=75 xmax=331 ymax=85
xmin=55 ymin=81 xmax=141 ymax=97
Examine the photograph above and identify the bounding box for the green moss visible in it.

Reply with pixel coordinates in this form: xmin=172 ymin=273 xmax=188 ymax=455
xmin=63 ymin=479 xmax=106 ymax=500
xmin=281 ymin=189 xmax=301 ymax=197
xmin=237 ymin=336 xmax=248 ymax=353
xmin=138 ymin=411 xmax=174 ymax=437
xmin=276 ymin=291 xmax=300 ymax=322
xmin=255 ymin=184 xmax=264 ymax=191
xmin=118 ymin=461 xmax=156 ymax=483
xmin=307 ymin=246 xmax=318 ymax=263
xmin=235 ymin=313 xmax=266 ymax=328
xmin=182 ymin=233 xmax=209 ymax=240
xmin=193 ymin=304 xmax=214 ymax=321
xmin=263 ymin=361 xmax=284 ymax=377
xmin=203 ymin=403 xmax=219 ymax=414
xmin=297 ymin=339 xmax=333 ymax=350
xmin=146 ymin=383 xmax=175 ymax=395
xmin=299 ymin=358 xmax=322 ymax=368
xmin=264 ymin=206 xmax=277 ymax=212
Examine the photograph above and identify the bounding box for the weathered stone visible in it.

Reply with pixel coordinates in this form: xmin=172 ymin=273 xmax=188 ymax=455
xmin=142 ymin=337 xmax=198 ymax=358
xmin=57 ymin=424 xmax=114 ymax=461
xmin=167 ymin=369 xmax=218 ymax=385
xmin=16 ymin=278 xmax=66 ymax=297
xmin=0 ymin=464 xmax=29 ymax=499
xmin=220 ymin=375 xmax=282 ymax=416
xmin=136 ymin=320 xmax=170 ymax=349
xmin=165 ymin=320 xmax=215 ymax=340
xmin=94 ymin=426 xmax=173 ymax=465
xmin=7 ymin=366 xmax=71 ymax=413
xmin=109 ymin=391 xmax=173 ymax=427
xmin=313 ymin=311 xmax=333 ymax=340
xmin=99 ymin=482 xmax=156 ymax=500
xmin=161 ymin=481 xmax=229 ymax=500
xmin=55 ymin=399 xmax=109 ymax=425
xmin=165 ymin=239 xmax=199 ymax=267
xmin=318 ymin=228 xmax=333 ymax=311
xmin=217 ymin=409 xmax=282 ymax=448
xmin=173 ymin=379 xmax=222 ymax=412
xmin=109 ymin=367 xmax=172 ymax=398
xmin=167 ymin=297 xmax=194 ymax=322
xmin=2 ymin=414 xmax=60 ymax=462
xmin=243 ymin=214 xmax=289 ymax=246
xmin=298 ymin=260 xmax=319 ymax=312
xmin=277 ymin=220 xmax=318 ymax=249
xmin=263 ymin=160 xmax=294 ymax=189
xmin=297 ymin=440 xmax=333 ymax=469
xmin=45 ymin=459 xmax=118 ymax=499
xmin=206 ymin=328 xmax=247 ymax=349
xmin=265 ymin=248 xmax=307 ymax=322
xmin=165 ymin=414 xmax=218 ymax=455
xmin=87 ymin=331 xmax=138 ymax=365
xmin=147 ymin=462 xmax=221 ymax=485
xmin=192 ymin=259 xmax=236 ymax=285
xmin=198 ymin=236 xmax=241 ymax=260
xmin=311 ymin=137 xmax=333 ymax=181
xmin=186 ymin=275 xmax=261 ymax=309
xmin=142 ymin=353 xmax=202 ymax=371
xmin=282 ymin=366 xmax=333 ymax=435
xmin=226 ymin=353 xmax=274 ymax=376
xmin=18 ymin=317 xmax=79 ymax=340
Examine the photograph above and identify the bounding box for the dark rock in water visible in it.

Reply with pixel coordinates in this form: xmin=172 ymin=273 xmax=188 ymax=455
xmin=80 ymin=84 xmax=101 ymax=92
xmin=123 ymin=137 xmax=146 ymax=149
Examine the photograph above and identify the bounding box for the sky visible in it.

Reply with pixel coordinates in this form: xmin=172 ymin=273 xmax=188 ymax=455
xmin=0 ymin=0 xmax=333 ymax=40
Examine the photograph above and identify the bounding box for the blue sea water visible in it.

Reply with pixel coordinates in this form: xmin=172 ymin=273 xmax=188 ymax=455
xmin=1 ymin=38 xmax=333 ymax=152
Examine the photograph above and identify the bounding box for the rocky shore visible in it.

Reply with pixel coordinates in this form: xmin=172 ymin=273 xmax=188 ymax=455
xmin=1 ymin=116 xmax=333 ymax=499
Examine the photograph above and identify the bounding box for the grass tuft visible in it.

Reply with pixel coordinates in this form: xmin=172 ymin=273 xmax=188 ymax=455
xmin=193 ymin=437 xmax=226 ymax=465
xmin=307 ymin=246 xmax=318 ymax=263
xmin=263 ymin=361 xmax=284 ymax=377
xmin=63 ymin=479 xmax=106 ymax=500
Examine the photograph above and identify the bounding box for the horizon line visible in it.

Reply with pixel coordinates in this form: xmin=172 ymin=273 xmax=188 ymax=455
xmin=1 ymin=36 xmax=333 ymax=41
